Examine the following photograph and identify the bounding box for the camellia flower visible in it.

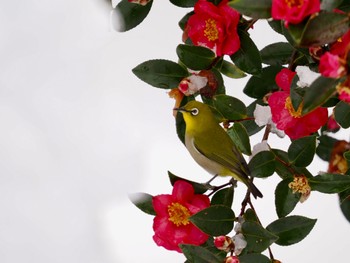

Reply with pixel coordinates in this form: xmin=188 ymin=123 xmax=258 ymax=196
xmin=288 ymin=174 xmax=311 ymax=203
xmin=337 ymin=84 xmax=350 ymax=103
xmin=268 ymin=68 xmax=328 ymax=140
xmin=271 ymin=0 xmax=320 ymax=27
xmin=225 ymin=255 xmax=240 ymax=263
xmin=319 ymin=52 xmax=346 ymax=78
xmin=185 ymin=0 xmax=240 ymax=56
xmin=152 ymin=180 xmax=210 ymax=252
xmin=214 ymin=236 xmax=234 ymax=252
xmin=178 ymin=74 xmax=208 ymax=96
xmin=328 ymin=140 xmax=350 ymax=174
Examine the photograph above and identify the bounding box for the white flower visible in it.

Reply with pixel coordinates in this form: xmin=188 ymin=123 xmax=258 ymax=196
xmin=295 ymin=65 xmax=320 ymax=88
xmin=178 ymin=74 xmax=208 ymax=96
xmin=232 ymin=233 xmax=247 ymax=255
xmin=253 ymin=104 xmax=285 ymax=138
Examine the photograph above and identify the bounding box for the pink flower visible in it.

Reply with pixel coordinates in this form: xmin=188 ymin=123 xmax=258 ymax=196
xmin=271 ymin=0 xmax=320 ymax=27
xmin=319 ymin=52 xmax=346 ymax=78
xmin=268 ymin=68 xmax=328 ymax=140
xmin=185 ymin=0 xmax=240 ymax=56
xmin=214 ymin=236 xmax=234 ymax=252
xmin=152 ymin=180 xmax=210 ymax=253
xmin=337 ymin=85 xmax=350 ymax=103
xmin=225 ymin=256 xmax=240 ymax=263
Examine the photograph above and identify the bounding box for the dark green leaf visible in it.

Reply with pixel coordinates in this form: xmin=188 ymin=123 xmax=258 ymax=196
xmin=321 ymin=0 xmax=344 ymax=11
xmin=243 ymin=66 xmax=282 ymax=99
xmin=266 ymin=216 xmax=317 ymax=246
xmin=288 ymin=135 xmax=316 ymax=167
xmin=132 ymin=59 xmax=189 ymax=89
xmin=180 ymin=244 xmax=223 ymax=263
xmin=334 ymin=100 xmax=350 ymax=128
xmin=268 ymin=19 xmax=283 ymax=35
xmin=271 ymin=149 xmax=294 ymax=179
xmin=296 ymin=11 xmax=350 ymax=47
xmin=114 ymin=0 xmax=153 ymax=32
xmin=190 ymin=205 xmax=235 ymax=236
xmin=260 ymin=42 xmax=294 ymax=66
xmin=168 ymin=171 xmax=210 ymax=194
xmin=170 ymin=0 xmax=196 ymax=7
xmin=129 ymin=192 xmax=155 ymax=215
xmin=239 ymin=253 xmax=270 ymax=263
xmin=302 ymin=76 xmax=340 ymax=115
xmin=229 ymin=0 xmax=272 ymax=19
xmin=179 ymin=11 xmax=193 ymax=31
xmin=227 ymin=122 xmax=252 ymax=156
xmin=248 ymin=151 xmax=276 ymax=178
xmin=242 ymin=221 xmax=278 ymax=253
xmin=220 ymin=60 xmax=246 ymax=79
xmin=231 ymin=30 xmax=262 ymax=76
xmin=213 ymin=94 xmax=248 ymax=120
xmin=243 ymin=208 xmax=259 ymax=223
xmin=309 ymin=173 xmax=350 ymax=193
xmin=316 ymin=135 xmax=339 ymax=161
xmin=211 ymin=186 xmax=234 ymax=207
xmin=275 ymin=178 xmax=301 ymax=218
xmin=176 ymin=44 xmax=216 ymax=70
xmin=339 ymin=190 xmax=350 ymax=223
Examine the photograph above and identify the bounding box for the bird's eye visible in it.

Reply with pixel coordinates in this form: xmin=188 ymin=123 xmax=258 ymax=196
xmin=191 ymin=108 xmax=199 ymax=116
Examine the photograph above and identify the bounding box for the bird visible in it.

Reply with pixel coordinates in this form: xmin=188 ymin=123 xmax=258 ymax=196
xmin=174 ymin=100 xmax=263 ymax=199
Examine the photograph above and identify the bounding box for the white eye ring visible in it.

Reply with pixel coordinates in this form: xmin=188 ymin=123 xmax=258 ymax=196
xmin=191 ymin=108 xmax=199 ymax=116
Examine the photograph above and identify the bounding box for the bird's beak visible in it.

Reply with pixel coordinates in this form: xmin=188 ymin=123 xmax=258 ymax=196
xmin=173 ymin=107 xmax=189 ymax=113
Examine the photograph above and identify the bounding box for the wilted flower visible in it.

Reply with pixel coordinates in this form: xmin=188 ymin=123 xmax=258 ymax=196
xmin=268 ymin=68 xmax=328 ymax=140
xmin=127 ymin=0 xmax=150 ymax=5
xmin=214 ymin=236 xmax=234 ymax=252
xmin=328 ymin=140 xmax=350 ymax=174
xmin=288 ymin=175 xmax=311 ymax=203
xmin=152 ymin=180 xmax=210 ymax=252
xmin=178 ymin=74 xmax=208 ymax=96
xmin=169 ymin=88 xmax=184 ymax=117
xmin=185 ymin=0 xmax=240 ymax=56
xmin=271 ymin=0 xmax=320 ymax=27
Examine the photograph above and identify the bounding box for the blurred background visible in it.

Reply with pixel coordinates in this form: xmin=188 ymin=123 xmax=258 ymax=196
xmin=0 ymin=1 xmax=348 ymax=262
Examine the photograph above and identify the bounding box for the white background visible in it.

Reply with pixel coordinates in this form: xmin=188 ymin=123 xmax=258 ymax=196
xmin=0 ymin=1 xmax=349 ymax=262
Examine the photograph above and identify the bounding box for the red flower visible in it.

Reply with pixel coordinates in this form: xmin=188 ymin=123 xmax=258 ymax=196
xmin=271 ymin=0 xmax=320 ymax=27
xmin=319 ymin=52 xmax=346 ymax=78
xmin=185 ymin=0 xmax=240 ymax=56
xmin=268 ymin=68 xmax=328 ymax=140
xmin=152 ymin=180 xmax=210 ymax=252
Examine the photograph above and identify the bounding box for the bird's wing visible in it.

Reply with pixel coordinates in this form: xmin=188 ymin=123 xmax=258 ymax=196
xmin=193 ymin=140 xmax=250 ymax=182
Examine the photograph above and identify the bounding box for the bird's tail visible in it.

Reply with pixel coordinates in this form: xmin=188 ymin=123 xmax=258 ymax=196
xmin=248 ymin=180 xmax=263 ymax=199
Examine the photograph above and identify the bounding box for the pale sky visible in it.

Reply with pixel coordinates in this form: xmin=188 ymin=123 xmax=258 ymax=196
xmin=0 ymin=1 xmax=349 ymax=262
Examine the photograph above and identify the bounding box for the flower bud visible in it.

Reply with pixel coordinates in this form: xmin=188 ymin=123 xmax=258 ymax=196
xmin=127 ymin=0 xmax=150 ymax=6
xmin=213 ymin=236 xmax=234 ymax=252
xmin=224 ymin=255 xmax=240 ymax=263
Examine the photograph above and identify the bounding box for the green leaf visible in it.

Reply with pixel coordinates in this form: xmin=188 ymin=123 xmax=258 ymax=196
xmin=169 ymin=0 xmax=196 ymax=7
xmin=176 ymin=44 xmax=216 ymax=70
xmin=213 ymin=94 xmax=248 ymax=120
xmin=243 ymin=65 xmax=282 ymax=99
xmin=290 ymin=11 xmax=350 ymax=47
xmin=288 ymin=135 xmax=316 ymax=167
xmin=211 ymin=186 xmax=234 ymax=207
xmin=229 ymin=0 xmax=272 ymax=19
xmin=180 ymin=244 xmax=223 ymax=263
xmin=266 ymin=216 xmax=317 ymax=246
xmin=309 ymin=173 xmax=350 ymax=194
xmin=316 ymin=135 xmax=339 ymax=162
xmin=114 ymin=0 xmax=153 ymax=32
xmin=243 ymin=208 xmax=259 ymax=223
xmin=132 ymin=59 xmax=189 ymax=89
xmin=242 ymin=221 xmax=278 ymax=253
xmin=239 ymin=253 xmax=270 ymax=263
xmin=168 ymin=171 xmax=210 ymax=194
xmin=321 ymin=0 xmax=344 ymax=11
xmin=275 ymin=178 xmax=301 ymax=218
xmin=260 ymin=42 xmax=294 ymax=66
xmin=190 ymin=205 xmax=235 ymax=236
xmin=271 ymin=149 xmax=294 ymax=179
xmin=220 ymin=60 xmax=246 ymax=79
xmin=129 ymin=192 xmax=156 ymax=215
xmin=334 ymin=100 xmax=350 ymax=128
xmin=339 ymin=190 xmax=350 ymax=223
xmin=248 ymin=151 xmax=276 ymax=178
xmin=227 ymin=122 xmax=252 ymax=156
xmin=302 ymin=76 xmax=340 ymax=115
xmin=231 ymin=30 xmax=262 ymax=76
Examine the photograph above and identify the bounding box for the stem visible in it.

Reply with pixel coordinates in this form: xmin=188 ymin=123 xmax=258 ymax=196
xmin=207 ymin=178 xmax=237 ymax=197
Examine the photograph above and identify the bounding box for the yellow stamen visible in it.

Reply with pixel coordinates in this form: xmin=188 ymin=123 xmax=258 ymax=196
xmin=285 ymin=0 xmax=304 ymax=8
xmin=204 ymin=19 xmax=219 ymax=42
xmin=285 ymin=97 xmax=303 ymax=118
xmin=332 ymin=154 xmax=348 ymax=174
xmin=288 ymin=175 xmax=311 ymax=195
xmin=168 ymin=202 xmax=191 ymax=226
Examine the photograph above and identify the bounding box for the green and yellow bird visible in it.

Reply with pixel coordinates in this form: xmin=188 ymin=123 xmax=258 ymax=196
xmin=175 ymin=100 xmax=263 ymax=199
